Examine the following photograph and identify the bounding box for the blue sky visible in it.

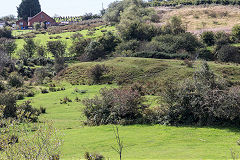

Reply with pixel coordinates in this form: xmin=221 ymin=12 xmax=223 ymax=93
xmin=0 ymin=0 xmax=117 ymax=17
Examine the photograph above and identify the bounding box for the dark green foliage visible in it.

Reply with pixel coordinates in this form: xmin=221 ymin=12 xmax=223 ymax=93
xmin=216 ymin=45 xmax=240 ymax=63
xmin=17 ymin=101 xmax=40 ymax=122
xmin=98 ymin=32 xmax=119 ymax=53
xmin=133 ymin=51 xmax=189 ymax=59
xmin=201 ymin=31 xmax=215 ymax=46
xmin=0 ymin=27 xmax=12 ymax=38
xmin=0 ymin=92 xmax=17 ymax=118
xmin=163 ymin=16 xmax=186 ymax=35
xmin=232 ymin=25 xmax=240 ymax=41
xmin=115 ymin=39 xmax=141 ymax=56
xmin=88 ymin=64 xmax=108 ymax=84
xmin=40 ymin=106 xmax=46 ymax=114
xmin=0 ymin=81 xmax=5 ymax=92
xmin=151 ymin=33 xmax=201 ymax=55
xmin=0 ymin=38 xmax=16 ymax=55
xmin=17 ymin=0 xmax=41 ymax=21
xmin=82 ymin=88 xmax=148 ymax=125
xmin=69 ymin=38 xmax=90 ymax=57
xmin=84 ymin=41 xmax=104 ymax=61
xmin=163 ymin=62 xmax=240 ymax=126
xmin=103 ymin=0 xmax=147 ymax=23
xmin=36 ymin=45 xmax=46 ymax=57
xmin=118 ymin=21 xmax=160 ymax=41
xmin=23 ymin=38 xmax=37 ymax=58
xmin=198 ymin=48 xmax=214 ymax=61
xmin=215 ymin=32 xmax=231 ymax=46
xmin=8 ymin=74 xmax=24 ymax=88
xmin=40 ymin=88 xmax=49 ymax=94
xmin=47 ymin=41 xmax=66 ymax=73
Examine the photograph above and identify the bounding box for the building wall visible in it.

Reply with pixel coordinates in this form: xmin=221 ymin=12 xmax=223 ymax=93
xmin=28 ymin=12 xmax=56 ymax=26
xmin=16 ymin=19 xmax=28 ymax=29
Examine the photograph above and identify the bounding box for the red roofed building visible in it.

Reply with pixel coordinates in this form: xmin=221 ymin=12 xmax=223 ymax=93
xmin=28 ymin=11 xmax=56 ymax=27
xmin=16 ymin=11 xmax=56 ymax=29
xmin=16 ymin=19 xmax=28 ymax=29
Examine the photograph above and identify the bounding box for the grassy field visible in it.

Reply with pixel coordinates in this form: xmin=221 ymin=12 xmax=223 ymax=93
xmin=14 ymin=26 xmax=116 ymax=54
xmin=18 ymin=58 xmax=240 ymax=159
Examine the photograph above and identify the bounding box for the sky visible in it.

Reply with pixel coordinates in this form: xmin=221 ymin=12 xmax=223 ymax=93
xmin=0 ymin=0 xmax=117 ymax=17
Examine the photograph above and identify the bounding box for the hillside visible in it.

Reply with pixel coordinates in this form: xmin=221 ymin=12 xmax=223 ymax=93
xmin=61 ymin=57 xmax=240 ymax=87
xmin=155 ymin=5 xmax=240 ymax=33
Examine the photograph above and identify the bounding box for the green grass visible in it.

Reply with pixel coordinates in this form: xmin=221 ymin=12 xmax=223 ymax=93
xmin=17 ymin=57 xmax=240 ymax=159
xmin=18 ymin=82 xmax=240 ymax=159
xmin=14 ymin=26 xmax=116 ymax=54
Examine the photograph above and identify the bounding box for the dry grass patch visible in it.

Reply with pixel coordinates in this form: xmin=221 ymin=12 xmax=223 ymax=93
xmin=155 ymin=5 xmax=240 ymax=32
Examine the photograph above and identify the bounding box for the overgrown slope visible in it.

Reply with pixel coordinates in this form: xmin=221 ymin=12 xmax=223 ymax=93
xmin=61 ymin=57 xmax=240 ymax=87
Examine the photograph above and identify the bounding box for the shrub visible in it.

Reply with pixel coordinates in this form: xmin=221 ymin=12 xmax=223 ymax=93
xmin=47 ymin=41 xmax=66 ymax=73
xmin=198 ymin=48 xmax=214 ymax=61
xmin=0 ymin=27 xmax=12 ymax=38
xmin=0 ymin=92 xmax=17 ymax=118
xmin=0 ymin=38 xmax=16 ymax=56
xmin=163 ymin=62 xmax=240 ymax=126
xmin=36 ymin=45 xmax=46 ymax=57
xmin=115 ymin=39 xmax=141 ymax=56
xmin=215 ymin=32 xmax=231 ymax=46
xmin=82 ymin=88 xmax=148 ymax=125
xmin=98 ymin=31 xmax=120 ymax=53
xmin=17 ymin=101 xmax=40 ymax=122
xmin=0 ymin=81 xmax=6 ymax=92
xmin=41 ymin=88 xmax=49 ymax=94
xmin=8 ymin=74 xmax=24 ymax=88
xmin=163 ymin=16 xmax=186 ymax=35
xmin=23 ymin=38 xmax=37 ymax=58
xmin=84 ymin=152 xmax=105 ymax=160
xmin=33 ymin=22 xmax=41 ymax=30
xmin=232 ymin=25 xmax=240 ymax=41
xmin=200 ymin=31 xmax=215 ymax=46
xmin=216 ymin=45 xmax=240 ymax=63
xmin=88 ymin=64 xmax=108 ymax=84
xmin=133 ymin=51 xmax=189 ymax=59
xmin=69 ymin=38 xmax=90 ymax=57
xmin=84 ymin=40 xmax=104 ymax=61
xmin=60 ymin=97 xmax=72 ymax=104
xmin=40 ymin=106 xmax=46 ymax=114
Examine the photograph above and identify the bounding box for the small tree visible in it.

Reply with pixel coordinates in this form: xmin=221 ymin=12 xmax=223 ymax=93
xmin=23 ymin=38 xmax=37 ymax=58
xmin=33 ymin=22 xmax=41 ymax=30
xmin=47 ymin=41 xmax=66 ymax=73
xmin=112 ymin=126 xmax=124 ymax=160
xmin=0 ymin=38 xmax=16 ymax=56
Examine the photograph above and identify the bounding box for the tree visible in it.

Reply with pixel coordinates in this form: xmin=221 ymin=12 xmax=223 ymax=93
xmin=17 ymin=0 xmax=41 ymax=21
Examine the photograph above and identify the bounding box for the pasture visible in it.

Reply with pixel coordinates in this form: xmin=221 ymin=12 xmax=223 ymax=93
xmin=18 ymin=57 xmax=240 ymax=159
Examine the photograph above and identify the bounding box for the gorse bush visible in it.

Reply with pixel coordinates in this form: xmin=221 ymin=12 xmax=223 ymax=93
xmin=216 ymin=45 xmax=240 ymax=63
xmin=201 ymin=31 xmax=215 ymax=46
xmin=88 ymin=64 xmax=108 ymax=84
xmin=8 ymin=73 xmax=24 ymax=88
xmin=82 ymin=88 xmax=148 ymax=125
xmin=0 ymin=27 xmax=12 ymax=38
xmin=23 ymin=38 xmax=37 ymax=58
xmin=232 ymin=25 xmax=240 ymax=41
xmin=163 ymin=62 xmax=240 ymax=126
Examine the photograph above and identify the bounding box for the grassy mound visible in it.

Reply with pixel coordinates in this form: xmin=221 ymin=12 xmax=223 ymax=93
xmin=61 ymin=57 xmax=240 ymax=87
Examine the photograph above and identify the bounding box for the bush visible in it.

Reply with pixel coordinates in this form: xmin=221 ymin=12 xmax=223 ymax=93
xmin=198 ymin=48 xmax=214 ymax=61
xmin=0 ymin=27 xmax=12 ymax=38
xmin=23 ymin=38 xmax=37 ymax=58
xmin=0 ymin=81 xmax=6 ymax=92
xmin=232 ymin=25 xmax=240 ymax=41
xmin=8 ymin=74 xmax=24 ymax=88
xmin=69 ymin=38 xmax=91 ymax=57
xmin=115 ymin=39 xmax=141 ymax=56
xmin=215 ymin=32 xmax=231 ymax=46
xmin=88 ymin=64 xmax=108 ymax=84
xmin=82 ymin=88 xmax=148 ymax=125
xmin=17 ymin=101 xmax=40 ymax=122
xmin=33 ymin=22 xmax=41 ymax=30
xmin=41 ymin=88 xmax=49 ymax=94
xmin=0 ymin=92 xmax=17 ymax=118
xmin=163 ymin=62 xmax=240 ymax=126
xmin=84 ymin=152 xmax=105 ymax=160
xmin=200 ymin=31 xmax=215 ymax=46
xmin=163 ymin=16 xmax=186 ymax=35
xmin=83 ymin=40 xmax=104 ymax=61
xmin=47 ymin=41 xmax=66 ymax=73
xmin=0 ymin=38 xmax=16 ymax=55
xmin=133 ymin=51 xmax=189 ymax=59
xmin=216 ymin=45 xmax=240 ymax=63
